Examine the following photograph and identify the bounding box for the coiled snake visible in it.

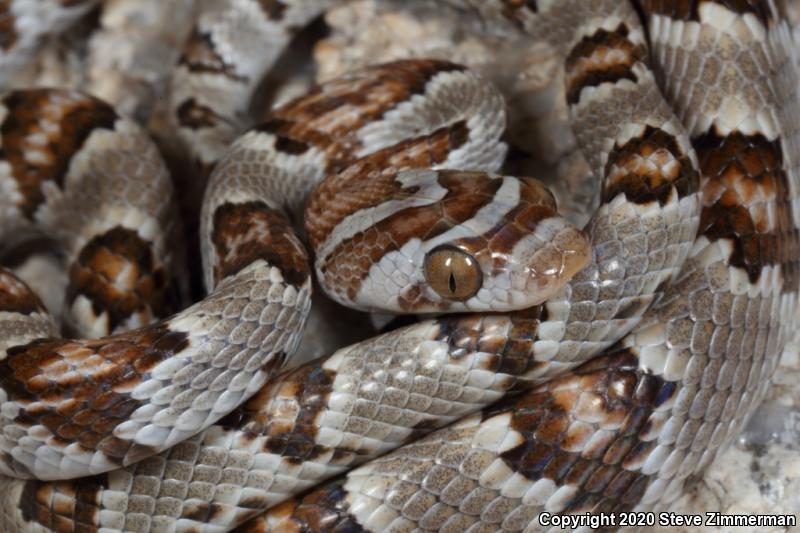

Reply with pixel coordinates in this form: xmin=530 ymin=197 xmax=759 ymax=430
xmin=0 ymin=0 xmax=797 ymax=532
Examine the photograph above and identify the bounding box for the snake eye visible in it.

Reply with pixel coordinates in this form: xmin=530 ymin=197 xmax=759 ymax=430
xmin=424 ymin=246 xmax=482 ymax=301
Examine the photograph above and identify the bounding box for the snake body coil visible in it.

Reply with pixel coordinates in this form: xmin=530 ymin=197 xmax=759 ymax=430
xmin=0 ymin=0 xmax=797 ymax=532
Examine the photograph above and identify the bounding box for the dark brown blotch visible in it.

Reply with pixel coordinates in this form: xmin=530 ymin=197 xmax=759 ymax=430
xmin=563 ymin=458 xmax=598 ymax=486
xmin=541 ymin=449 xmax=580 ymax=480
xmin=363 ymin=59 xmax=465 ymax=98
xmin=20 ymin=474 xmax=108 ymax=532
xmin=485 ymin=351 xmax=662 ymax=511
xmin=583 ymin=463 xmax=619 ymax=493
xmin=435 ymin=308 xmax=543 ymax=377
xmin=256 ymin=0 xmax=287 ymax=20
xmin=269 ymin=59 xmax=466 ymax=145
xmin=176 ymin=97 xmax=219 ymax=129
xmin=603 ymin=125 xmax=699 ymax=206
xmin=179 ymin=30 xmax=246 ymax=81
xmin=253 ymin=118 xmax=311 ymax=155
xmin=603 ymin=469 xmax=640 ymax=499
xmin=319 ymin=170 xmax=502 ymax=306
xmin=230 ymin=516 xmax=270 ymax=533
xmin=0 ymin=2 xmax=18 ymax=51
xmin=181 ymin=501 xmax=228 ymax=524
xmin=0 ymin=323 xmax=188 ymax=462
xmin=239 ymin=482 xmax=360 ymax=532
xmin=502 ymin=0 xmax=538 ymax=14
xmin=256 ymin=362 xmax=336 ymax=462
xmin=473 ymin=1 xmax=537 ymax=29
xmin=305 ymin=121 xmax=470 ymax=249
xmin=211 ymin=200 xmax=310 ymax=286
xmin=455 ymin=175 xmax=562 ymax=275
xmin=638 ymin=0 xmax=774 ymax=25
xmin=622 ymin=438 xmax=657 ymax=470
xmin=0 ymin=89 xmax=118 ymax=218
xmin=273 ymin=480 xmax=363 ymax=531
xmin=67 ymin=226 xmax=181 ymax=333
xmin=0 ymin=267 xmax=46 ymax=315
xmin=565 ymin=24 xmax=646 ymax=105
xmin=695 ymin=130 xmax=799 ymax=288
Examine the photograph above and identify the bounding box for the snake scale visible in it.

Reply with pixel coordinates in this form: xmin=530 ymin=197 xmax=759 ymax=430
xmin=0 ymin=0 xmax=797 ymax=531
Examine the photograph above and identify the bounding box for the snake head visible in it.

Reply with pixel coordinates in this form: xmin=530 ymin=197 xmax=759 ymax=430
xmin=317 ymin=170 xmax=591 ymax=313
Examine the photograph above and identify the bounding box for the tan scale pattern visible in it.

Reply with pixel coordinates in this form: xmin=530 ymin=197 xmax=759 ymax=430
xmin=251 ymin=353 xmax=664 ymax=532
xmin=305 ymin=122 xmax=472 ymax=249
xmin=2 ymin=0 xmax=798 ymax=531
xmin=0 ymin=82 xmax=313 ymax=485
xmin=233 ymin=0 xmax=799 ymax=531
xmin=1 ymin=0 xmax=704 ymax=529
xmin=0 ymin=313 xmax=553 ymax=531
xmin=444 ymin=0 xmax=705 ymax=365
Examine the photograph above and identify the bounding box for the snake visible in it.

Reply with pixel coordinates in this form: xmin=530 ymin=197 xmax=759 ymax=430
xmin=0 ymin=0 xmax=796 ymax=532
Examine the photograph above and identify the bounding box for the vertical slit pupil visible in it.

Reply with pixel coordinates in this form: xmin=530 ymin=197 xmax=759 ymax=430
xmin=449 ymin=272 xmax=456 ymax=293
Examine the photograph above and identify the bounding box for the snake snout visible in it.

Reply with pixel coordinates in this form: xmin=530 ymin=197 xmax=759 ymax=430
xmin=551 ymin=224 xmax=592 ymax=283
xmin=519 ymin=219 xmax=591 ymax=306
xmin=499 ymin=176 xmax=591 ymax=305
